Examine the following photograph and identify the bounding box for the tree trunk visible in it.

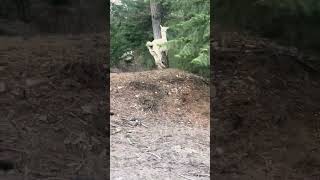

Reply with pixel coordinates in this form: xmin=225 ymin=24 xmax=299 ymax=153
xmin=150 ymin=0 xmax=161 ymax=39
xmin=149 ymin=0 xmax=168 ymax=68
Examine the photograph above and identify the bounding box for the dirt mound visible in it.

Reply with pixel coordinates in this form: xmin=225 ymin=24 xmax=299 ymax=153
xmin=212 ymin=32 xmax=320 ymax=179
xmin=110 ymin=69 xmax=210 ymax=179
xmin=0 ymin=34 xmax=108 ymax=179
xmin=111 ymin=69 xmax=210 ymax=127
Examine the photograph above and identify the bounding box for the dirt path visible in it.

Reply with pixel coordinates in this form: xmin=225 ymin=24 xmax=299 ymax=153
xmin=110 ymin=69 xmax=210 ymax=179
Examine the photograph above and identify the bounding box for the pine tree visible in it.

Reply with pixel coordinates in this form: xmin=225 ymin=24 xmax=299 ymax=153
xmin=162 ymin=0 xmax=210 ymax=76
xmin=111 ymin=0 xmax=153 ymax=66
xmin=111 ymin=0 xmax=210 ymax=76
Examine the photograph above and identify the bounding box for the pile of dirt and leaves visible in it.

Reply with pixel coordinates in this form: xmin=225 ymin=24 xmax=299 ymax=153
xmin=110 ymin=69 xmax=210 ymax=179
xmin=0 ymin=33 xmax=108 ymax=180
xmin=212 ymin=31 xmax=320 ymax=179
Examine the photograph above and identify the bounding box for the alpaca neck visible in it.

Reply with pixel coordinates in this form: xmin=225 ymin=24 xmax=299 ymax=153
xmin=161 ymin=31 xmax=167 ymax=41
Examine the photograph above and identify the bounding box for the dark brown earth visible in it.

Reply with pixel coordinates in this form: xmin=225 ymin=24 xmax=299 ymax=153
xmin=1 ymin=28 xmax=319 ymax=180
xmin=212 ymin=31 xmax=320 ymax=179
xmin=0 ymin=34 xmax=108 ymax=180
xmin=0 ymin=33 xmax=210 ymax=180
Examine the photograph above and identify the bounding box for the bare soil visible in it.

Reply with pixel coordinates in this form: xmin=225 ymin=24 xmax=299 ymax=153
xmin=110 ymin=69 xmax=210 ymax=179
xmin=2 ymin=27 xmax=318 ymax=180
xmin=0 ymin=34 xmax=108 ymax=180
xmin=0 ymin=34 xmax=210 ymax=180
xmin=212 ymin=31 xmax=320 ymax=179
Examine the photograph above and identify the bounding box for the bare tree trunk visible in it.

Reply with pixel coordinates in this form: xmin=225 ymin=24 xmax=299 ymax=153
xmin=150 ymin=0 xmax=161 ymax=39
xmin=149 ymin=0 xmax=168 ymax=68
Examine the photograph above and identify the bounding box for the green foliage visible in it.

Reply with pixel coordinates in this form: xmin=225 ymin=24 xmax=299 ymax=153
xmin=111 ymin=0 xmax=210 ymax=76
xmin=163 ymin=0 xmax=210 ymax=76
xmin=111 ymin=0 xmax=153 ymax=66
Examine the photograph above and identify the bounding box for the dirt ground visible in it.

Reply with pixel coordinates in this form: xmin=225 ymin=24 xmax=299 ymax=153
xmin=110 ymin=69 xmax=210 ymax=179
xmin=212 ymin=31 xmax=320 ymax=179
xmin=0 ymin=34 xmax=108 ymax=180
xmin=1 ymin=27 xmax=319 ymax=180
xmin=0 ymin=33 xmax=210 ymax=180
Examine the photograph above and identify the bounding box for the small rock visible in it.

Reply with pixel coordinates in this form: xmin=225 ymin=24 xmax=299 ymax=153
xmin=128 ymin=118 xmax=142 ymax=126
xmin=0 ymin=82 xmax=6 ymax=93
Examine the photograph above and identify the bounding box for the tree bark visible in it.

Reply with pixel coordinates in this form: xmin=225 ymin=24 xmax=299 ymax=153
xmin=150 ymin=0 xmax=161 ymax=39
xmin=149 ymin=0 xmax=168 ymax=68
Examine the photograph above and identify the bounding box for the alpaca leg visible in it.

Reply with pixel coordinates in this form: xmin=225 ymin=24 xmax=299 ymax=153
xmin=154 ymin=55 xmax=164 ymax=69
xmin=154 ymin=45 xmax=167 ymax=69
xmin=147 ymin=45 xmax=163 ymax=69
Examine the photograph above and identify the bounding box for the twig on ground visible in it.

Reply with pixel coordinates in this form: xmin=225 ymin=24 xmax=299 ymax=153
xmin=30 ymin=170 xmax=56 ymax=177
xmin=74 ymin=160 xmax=84 ymax=174
xmin=111 ymin=128 xmax=122 ymax=135
xmin=44 ymin=178 xmax=68 ymax=180
xmin=127 ymin=137 xmax=133 ymax=145
xmin=0 ymin=147 xmax=28 ymax=154
xmin=178 ymin=174 xmax=195 ymax=180
xmin=69 ymin=112 xmax=88 ymax=125
xmin=147 ymin=152 xmax=162 ymax=160
xmin=189 ymin=173 xmax=210 ymax=177
xmin=7 ymin=110 xmax=24 ymax=138
xmin=141 ymin=123 xmax=148 ymax=128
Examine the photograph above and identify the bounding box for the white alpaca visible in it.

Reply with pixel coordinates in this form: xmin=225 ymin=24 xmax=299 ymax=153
xmin=146 ymin=25 xmax=169 ymax=69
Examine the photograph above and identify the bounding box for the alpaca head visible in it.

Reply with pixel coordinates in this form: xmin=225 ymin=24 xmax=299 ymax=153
xmin=160 ymin=25 xmax=169 ymax=33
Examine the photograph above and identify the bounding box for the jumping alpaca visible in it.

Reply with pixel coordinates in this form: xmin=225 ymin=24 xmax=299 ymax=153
xmin=146 ymin=25 xmax=169 ymax=69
